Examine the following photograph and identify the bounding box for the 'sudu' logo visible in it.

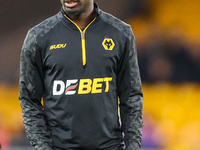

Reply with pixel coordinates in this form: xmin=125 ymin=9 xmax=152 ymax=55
xmin=53 ymin=77 xmax=113 ymax=95
xmin=49 ymin=43 xmax=67 ymax=50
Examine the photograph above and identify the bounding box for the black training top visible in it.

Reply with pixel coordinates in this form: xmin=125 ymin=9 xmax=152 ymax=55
xmin=19 ymin=3 xmax=143 ymax=150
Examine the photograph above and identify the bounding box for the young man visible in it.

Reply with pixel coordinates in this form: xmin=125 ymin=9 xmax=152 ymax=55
xmin=19 ymin=0 xmax=143 ymax=150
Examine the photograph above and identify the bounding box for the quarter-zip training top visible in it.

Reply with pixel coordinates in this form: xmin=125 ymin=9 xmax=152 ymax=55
xmin=19 ymin=3 xmax=143 ymax=150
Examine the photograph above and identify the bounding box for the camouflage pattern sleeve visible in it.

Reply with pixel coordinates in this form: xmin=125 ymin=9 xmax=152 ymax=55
xmin=117 ymin=26 xmax=143 ymax=150
xmin=19 ymin=29 xmax=53 ymax=150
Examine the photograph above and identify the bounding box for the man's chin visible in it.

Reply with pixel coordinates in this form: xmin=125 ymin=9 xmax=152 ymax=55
xmin=64 ymin=7 xmax=82 ymax=17
xmin=65 ymin=10 xmax=81 ymax=17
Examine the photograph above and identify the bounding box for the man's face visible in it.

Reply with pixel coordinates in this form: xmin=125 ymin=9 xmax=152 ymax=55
xmin=60 ymin=0 xmax=93 ymax=16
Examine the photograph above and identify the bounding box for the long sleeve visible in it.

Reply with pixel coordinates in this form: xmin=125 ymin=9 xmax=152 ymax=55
xmin=117 ymin=26 xmax=143 ymax=150
xmin=19 ymin=30 xmax=53 ymax=150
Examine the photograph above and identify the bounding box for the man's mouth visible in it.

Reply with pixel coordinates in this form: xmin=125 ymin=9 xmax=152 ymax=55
xmin=65 ymin=0 xmax=78 ymax=8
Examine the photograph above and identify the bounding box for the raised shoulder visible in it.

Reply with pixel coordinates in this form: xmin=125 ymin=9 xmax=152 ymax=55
xmin=23 ymin=11 xmax=63 ymax=49
xmin=99 ymin=10 xmax=134 ymax=40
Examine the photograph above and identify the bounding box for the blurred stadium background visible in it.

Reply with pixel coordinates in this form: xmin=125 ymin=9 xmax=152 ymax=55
xmin=0 ymin=0 xmax=200 ymax=149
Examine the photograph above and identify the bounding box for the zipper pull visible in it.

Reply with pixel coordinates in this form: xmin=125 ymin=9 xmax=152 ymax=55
xmin=82 ymin=31 xmax=85 ymax=39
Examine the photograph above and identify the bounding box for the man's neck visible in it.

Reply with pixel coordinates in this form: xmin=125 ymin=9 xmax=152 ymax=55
xmin=69 ymin=6 xmax=95 ymax=29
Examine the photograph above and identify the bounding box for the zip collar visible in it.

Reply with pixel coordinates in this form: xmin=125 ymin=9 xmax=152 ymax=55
xmin=61 ymin=2 xmax=100 ymax=27
xmin=61 ymin=3 xmax=99 ymax=66
xmin=65 ymin=14 xmax=97 ymax=66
